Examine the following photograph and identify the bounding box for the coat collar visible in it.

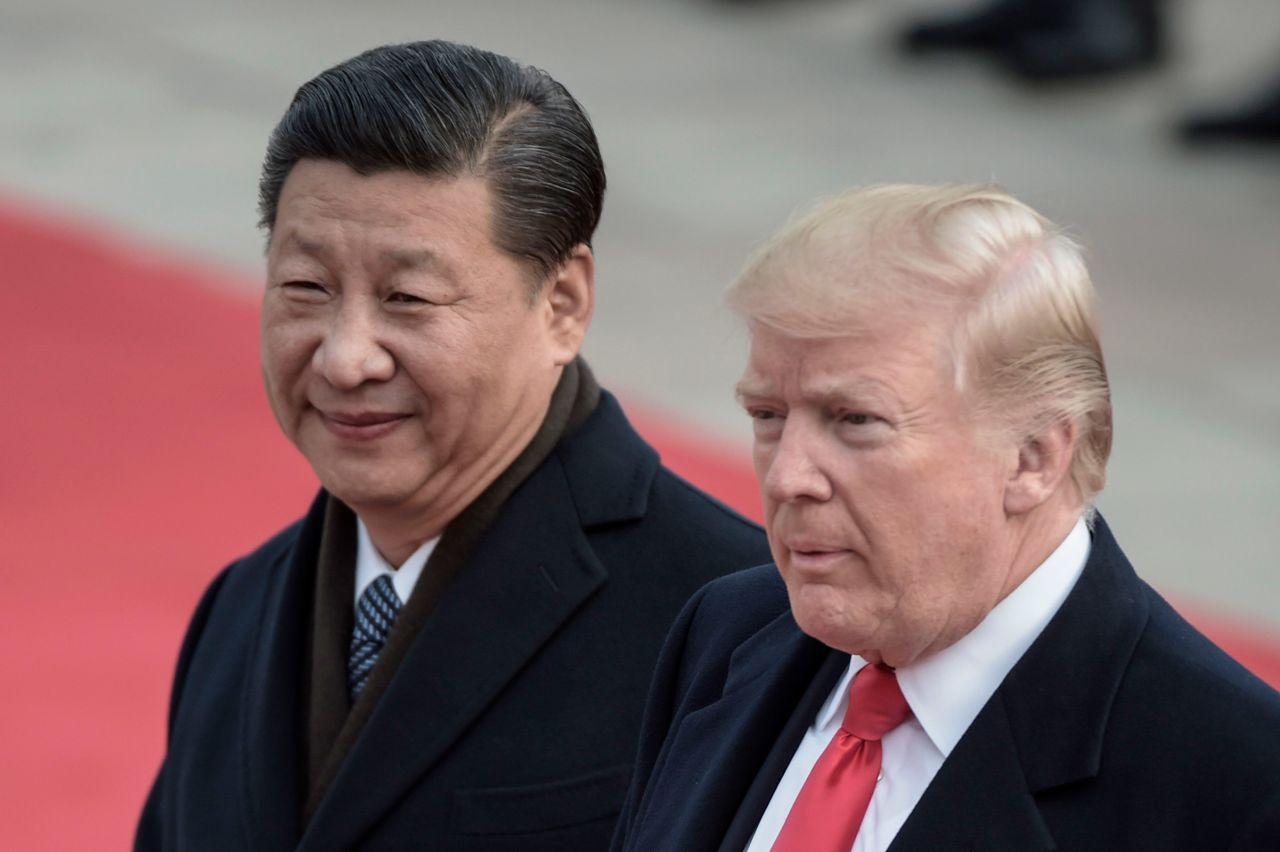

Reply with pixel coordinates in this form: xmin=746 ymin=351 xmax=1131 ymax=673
xmin=627 ymin=609 xmax=832 ymax=852
xmin=719 ymin=646 xmax=849 ymax=851
xmin=887 ymin=696 xmax=1058 ymax=852
xmin=556 ymin=390 xmax=658 ymax=527
xmin=999 ymin=515 xmax=1150 ymax=792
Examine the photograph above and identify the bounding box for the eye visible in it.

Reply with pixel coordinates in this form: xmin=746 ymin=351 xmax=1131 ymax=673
xmin=834 ymin=409 xmax=890 ymax=445
xmin=747 ymin=407 xmax=785 ymax=440
xmin=280 ymin=280 xmax=329 ymax=301
xmin=386 ymin=291 xmax=427 ymax=305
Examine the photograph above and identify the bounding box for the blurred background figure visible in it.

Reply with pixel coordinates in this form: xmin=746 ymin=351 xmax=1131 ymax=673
xmin=1182 ymin=67 xmax=1280 ymax=142
xmin=900 ymin=0 xmax=1280 ymax=144
xmin=901 ymin=0 xmax=1165 ymax=80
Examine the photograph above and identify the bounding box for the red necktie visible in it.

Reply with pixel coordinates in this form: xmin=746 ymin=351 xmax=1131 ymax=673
xmin=771 ymin=663 xmax=912 ymax=852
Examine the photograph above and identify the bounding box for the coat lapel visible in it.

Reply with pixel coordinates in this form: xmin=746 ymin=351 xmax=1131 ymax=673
xmin=240 ymin=492 xmax=328 ymax=851
xmin=887 ymin=697 xmax=1056 ymax=852
xmin=719 ymin=649 xmax=849 ymax=851
xmin=629 ymin=614 xmax=831 ymax=852
xmin=998 ymin=517 xmax=1149 ymax=795
xmin=298 ymin=441 xmax=631 ymax=850
xmin=890 ymin=516 xmax=1150 ymax=851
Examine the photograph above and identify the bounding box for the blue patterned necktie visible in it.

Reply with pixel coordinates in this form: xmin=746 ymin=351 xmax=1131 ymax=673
xmin=348 ymin=574 xmax=403 ymax=701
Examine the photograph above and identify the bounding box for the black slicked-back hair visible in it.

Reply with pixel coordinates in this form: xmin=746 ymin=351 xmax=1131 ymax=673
xmin=258 ymin=40 xmax=605 ymax=287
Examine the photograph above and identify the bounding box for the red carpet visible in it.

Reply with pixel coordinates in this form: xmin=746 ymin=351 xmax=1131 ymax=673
xmin=2 ymin=199 xmax=1277 ymax=850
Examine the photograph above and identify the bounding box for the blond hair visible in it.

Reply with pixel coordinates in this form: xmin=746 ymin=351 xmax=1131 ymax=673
xmin=728 ymin=184 xmax=1112 ymax=500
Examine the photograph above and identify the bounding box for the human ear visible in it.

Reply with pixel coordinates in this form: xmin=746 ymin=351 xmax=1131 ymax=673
xmin=541 ymin=243 xmax=595 ymax=365
xmin=1004 ymin=418 xmax=1077 ymax=515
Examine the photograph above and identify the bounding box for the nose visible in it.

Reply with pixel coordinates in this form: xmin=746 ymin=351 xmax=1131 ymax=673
xmin=312 ymin=302 xmax=395 ymax=390
xmin=760 ymin=417 xmax=833 ymax=505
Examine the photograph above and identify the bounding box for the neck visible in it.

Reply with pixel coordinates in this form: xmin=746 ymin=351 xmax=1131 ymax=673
xmin=996 ymin=494 xmax=1083 ymax=605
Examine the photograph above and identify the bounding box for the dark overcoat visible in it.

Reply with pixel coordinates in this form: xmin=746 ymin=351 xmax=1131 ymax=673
xmin=614 ymin=517 xmax=1280 ymax=851
xmin=137 ymin=392 xmax=770 ymax=851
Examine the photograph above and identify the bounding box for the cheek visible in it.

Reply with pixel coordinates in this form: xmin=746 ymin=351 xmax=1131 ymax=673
xmin=260 ymin=336 xmax=294 ymax=394
xmin=261 ymin=330 xmax=294 ymax=373
xmin=413 ymin=311 xmax=514 ymax=378
xmin=261 ymin=309 xmax=318 ymax=368
xmin=261 ymin=321 xmax=325 ymax=415
xmin=752 ymin=444 xmax=771 ymax=480
xmin=753 ymin=445 xmax=778 ymax=506
xmin=759 ymin=484 xmax=785 ymax=563
xmin=934 ymin=465 xmax=1006 ymax=551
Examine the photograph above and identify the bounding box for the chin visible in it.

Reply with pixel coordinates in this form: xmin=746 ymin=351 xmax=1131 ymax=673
xmin=319 ymin=466 xmax=422 ymax=510
xmin=799 ymin=620 xmax=868 ymax=656
xmin=789 ymin=592 xmax=869 ymax=655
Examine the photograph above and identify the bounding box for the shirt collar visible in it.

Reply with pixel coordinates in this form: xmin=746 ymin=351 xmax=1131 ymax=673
xmin=894 ymin=517 xmax=1091 ymax=757
xmin=814 ymin=656 xmax=862 ymax=731
xmin=354 ymin=519 xmax=439 ymax=608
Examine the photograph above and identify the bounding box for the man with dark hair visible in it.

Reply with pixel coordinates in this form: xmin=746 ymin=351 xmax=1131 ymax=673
xmin=136 ymin=41 xmax=768 ymax=851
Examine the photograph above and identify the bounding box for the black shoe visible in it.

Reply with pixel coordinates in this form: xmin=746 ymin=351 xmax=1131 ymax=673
xmin=1180 ymin=76 xmax=1280 ymax=145
xmin=999 ymin=3 xmax=1164 ymax=81
xmin=901 ymin=0 xmax=1164 ymax=81
xmin=901 ymin=0 xmax=1074 ymax=54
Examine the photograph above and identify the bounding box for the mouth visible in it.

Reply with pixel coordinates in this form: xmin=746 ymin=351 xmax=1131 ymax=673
xmin=782 ymin=541 xmax=852 ymax=572
xmin=316 ymin=409 xmax=411 ymax=442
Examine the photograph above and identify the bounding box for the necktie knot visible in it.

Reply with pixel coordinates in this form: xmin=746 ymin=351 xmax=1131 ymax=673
xmin=771 ymin=662 xmax=912 ymax=851
xmin=840 ymin=663 xmax=911 ymax=742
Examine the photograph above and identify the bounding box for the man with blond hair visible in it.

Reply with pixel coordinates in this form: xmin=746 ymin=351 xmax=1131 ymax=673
xmin=612 ymin=184 xmax=1280 ymax=851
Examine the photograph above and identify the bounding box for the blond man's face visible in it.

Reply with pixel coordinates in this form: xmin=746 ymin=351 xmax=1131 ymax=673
xmin=737 ymin=320 xmax=1019 ymax=667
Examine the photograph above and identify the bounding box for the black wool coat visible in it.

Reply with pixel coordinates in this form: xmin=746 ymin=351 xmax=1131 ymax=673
xmin=137 ymin=391 xmax=770 ymax=851
xmin=613 ymin=517 xmax=1280 ymax=852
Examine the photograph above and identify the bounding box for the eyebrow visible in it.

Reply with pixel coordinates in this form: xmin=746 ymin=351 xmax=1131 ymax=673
xmin=277 ymin=233 xmax=330 ymax=260
xmin=734 ymin=377 xmax=894 ymax=407
xmin=383 ymin=248 xmax=457 ymax=280
xmin=275 ymin=234 xmax=458 ymax=282
xmin=734 ymin=379 xmax=771 ymax=402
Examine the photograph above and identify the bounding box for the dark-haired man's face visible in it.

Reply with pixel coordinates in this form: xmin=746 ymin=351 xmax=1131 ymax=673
xmin=261 ymin=160 xmax=590 ymax=537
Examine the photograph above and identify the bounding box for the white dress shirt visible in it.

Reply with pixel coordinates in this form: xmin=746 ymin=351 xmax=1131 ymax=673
xmin=746 ymin=519 xmax=1091 ymax=852
xmin=354 ymin=519 xmax=439 ymax=610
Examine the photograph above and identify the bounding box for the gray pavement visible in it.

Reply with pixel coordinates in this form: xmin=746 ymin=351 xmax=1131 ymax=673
xmin=3 ymin=0 xmax=1277 ymax=626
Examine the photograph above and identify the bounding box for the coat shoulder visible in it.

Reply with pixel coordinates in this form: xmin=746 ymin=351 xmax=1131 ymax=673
xmin=679 ymin=564 xmax=792 ymax=660
xmin=232 ymin=515 xmax=306 ymax=572
xmin=199 ymin=517 xmax=305 ymax=609
xmin=1097 ymin=583 xmax=1280 ymax=841
xmin=558 ymin=390 xmax=771 ymax=582
xmin=1133 ymin=586 xmax=1280 ymax=740
xmin=648 ymin=465 xmax=767 ymax=549
xmin=696 ymin=563 xmax=790 ymax=620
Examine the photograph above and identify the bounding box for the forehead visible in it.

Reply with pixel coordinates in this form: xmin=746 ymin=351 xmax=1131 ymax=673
xmin=739 ymin=321 xmax=954 ymax=401
xmin=270 ymin=160 xmax=495 ymax=258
